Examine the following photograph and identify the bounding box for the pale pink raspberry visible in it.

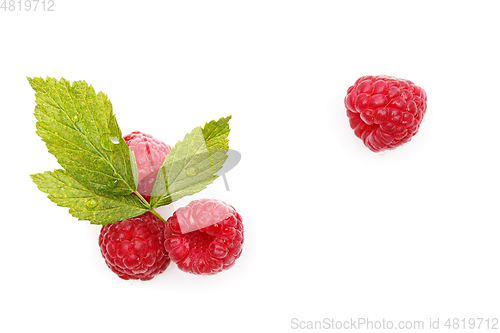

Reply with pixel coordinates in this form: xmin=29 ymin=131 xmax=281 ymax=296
xmin=124 ymin=131 xmax=171 ymax=201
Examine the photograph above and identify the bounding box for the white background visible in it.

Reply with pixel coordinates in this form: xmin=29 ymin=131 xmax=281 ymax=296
xmin=1 ymin=1 xmax=499 ymax=332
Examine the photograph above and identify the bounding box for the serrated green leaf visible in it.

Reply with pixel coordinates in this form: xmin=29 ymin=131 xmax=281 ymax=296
xmin=28 ymin=77 xmax=136 ymax=196
xmin=31 ymin=170 xmax=148 ymax=225
xmin=150 ymin=116 xmax=231 ymax=208
xmin=203 ymin=116 xmax=231 ymax=150
xmin=202 ymin=116 xmax=231 ymax=174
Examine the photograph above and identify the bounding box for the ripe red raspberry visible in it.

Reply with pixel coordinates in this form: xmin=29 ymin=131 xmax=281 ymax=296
xmin=164 ymin=199 xmax=244 ymax=275
xmin=99 ymin=212 xmax=170 ymax=281
xmin=124 ymin=131 xmax=171 ymax=201
xmin=345 ymin=75 xmax=427 ymax=152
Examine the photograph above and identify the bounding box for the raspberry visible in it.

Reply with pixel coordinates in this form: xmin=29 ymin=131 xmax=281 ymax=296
xmin=344 ymin=75 xmax=427 ymax=152
xmin=164 ymin=199 xmax=244 ymax=275
xmin=124 ymin=131 xmax=171 ymax=201
xmin=99 ymin=212 xmax=170 ymax=281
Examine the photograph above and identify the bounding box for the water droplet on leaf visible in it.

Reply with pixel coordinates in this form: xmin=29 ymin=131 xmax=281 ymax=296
xmin=100 ymin=133 xmax=119 ymax=151
xmin=86 ymin=199 xmax=98 ymax=209
xmin=108 ymin=179 xmax=119 ymax=188
xmin=71 ymin=114 xmax=81 ymax=123
xmin=185 ymin=166 xmax=198 ymax=176
xmin=76 ymin=121 xmax=84 ymax=132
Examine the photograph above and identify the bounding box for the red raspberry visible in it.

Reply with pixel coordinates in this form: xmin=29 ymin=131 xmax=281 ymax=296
xmin=344 ymin=75 xmax=427 ymax=152
xmin=164 ymin=199 xmax=244 ymax=275
xmin=99 ymin=212 xmax=170 ymax=281
xmin=124 ymin=131 xmax=171 ymax=201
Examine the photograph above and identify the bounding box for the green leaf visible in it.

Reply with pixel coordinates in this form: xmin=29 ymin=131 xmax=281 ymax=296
xmin=203 ymin=116 xmax=231 ymax=150
xmin=202 ymin=116 xmax=231 ymax=174
xmin=28 ymin=77 xmax=137 ymax=195
xmin=31 ymin=170 xmax=148 ymax=225
xmin=150 ymin=116 xmax=231 ymax=208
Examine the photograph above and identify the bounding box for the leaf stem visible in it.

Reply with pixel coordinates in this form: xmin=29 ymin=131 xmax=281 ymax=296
xmin=149 ymin=208 xmax=167 ymax=224
xmin=134 ymin=191 xmax=150 ymax=207
xmin=134 ymin=191 xmax=167 ymax=223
